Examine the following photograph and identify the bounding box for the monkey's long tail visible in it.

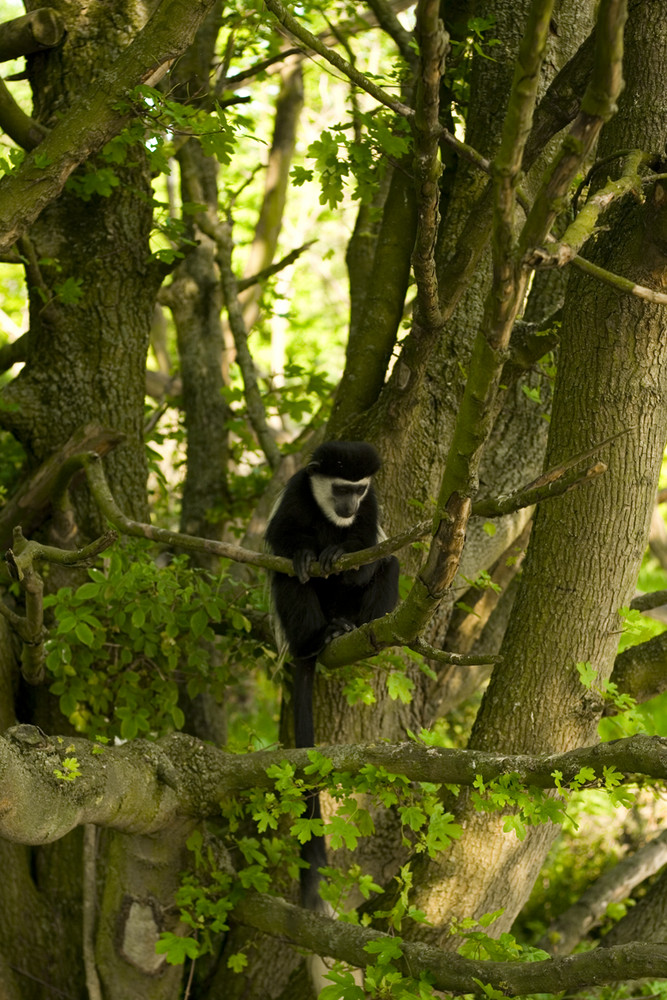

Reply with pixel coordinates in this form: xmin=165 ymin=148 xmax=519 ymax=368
xmin=293 ymin=658 xmax=328 ymax=911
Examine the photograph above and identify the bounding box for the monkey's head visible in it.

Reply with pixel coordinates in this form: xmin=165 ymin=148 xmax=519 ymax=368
xmin=307 ymin=441 xmax=381 ymax=526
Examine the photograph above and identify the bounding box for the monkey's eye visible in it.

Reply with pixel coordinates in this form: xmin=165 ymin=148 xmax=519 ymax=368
xmin=332 ymin=483 xmax=368 ymax=499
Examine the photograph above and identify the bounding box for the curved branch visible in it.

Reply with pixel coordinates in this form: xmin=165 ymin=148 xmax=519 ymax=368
xmin=233 ymin=891 xmax=667 ymax=995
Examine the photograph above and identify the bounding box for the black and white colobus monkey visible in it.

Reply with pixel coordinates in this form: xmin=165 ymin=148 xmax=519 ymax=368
xmin=266 ymin=441 xmax=399 ymax=910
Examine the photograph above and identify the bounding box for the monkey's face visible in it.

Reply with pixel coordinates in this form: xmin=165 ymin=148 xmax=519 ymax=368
xmin=310 ymin=474 xmax=370 ymax=526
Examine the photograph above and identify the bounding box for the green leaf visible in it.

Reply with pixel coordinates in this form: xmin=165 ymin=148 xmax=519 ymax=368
xmin=54 ymin=276 xmax=84 ymax=305
xmin=363 ymin=936 xmax=403 ymax=964
xmin=191 ymin=607 xmax=208 ymax=638
xmin=386 ymin=671 xmax=415 ymax=704
xmin=155 ymin=932 xmax=199 ymax=965
xmin=131 ymin=606 xmax=146 ymax=628
xmin=74 ymin=621 xmax=95 ymax=646
xmin=227 ymin=951 xmax=248 ymax=973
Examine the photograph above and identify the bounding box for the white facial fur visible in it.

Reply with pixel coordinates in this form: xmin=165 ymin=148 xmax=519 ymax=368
xmin=310 ymin=474 xmax=370 ymax=527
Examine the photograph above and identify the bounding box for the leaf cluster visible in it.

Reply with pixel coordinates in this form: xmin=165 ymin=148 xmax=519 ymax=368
xmin=43 ymin=543 xmax=260 ymax=740
xmin=292 ymin=111 xmax=411 ymax=209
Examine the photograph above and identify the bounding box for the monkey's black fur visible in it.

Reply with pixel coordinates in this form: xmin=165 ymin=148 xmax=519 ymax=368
xmin=266 ymin=441 xmax=399 ymax=910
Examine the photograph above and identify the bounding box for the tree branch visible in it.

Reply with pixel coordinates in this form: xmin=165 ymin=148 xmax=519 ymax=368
xmin=0 ymin=78 xmax=48 ymax=150
xmin=0 ymin=329 xmax=28 ymax=372
xmin=518 ymin=0 xmax=627 ymax=258
xmin=408 ymin=639 xmax=502 ymax=666
xmin=2 ymin=526 xmax=117 ymax=685
xmin=411 ymin=0 xmax=447 ymax=331
xmin=629 ymin=590 xmax=667 ymax=612
xmin=365 ymin=0 xmax=417 ymax=66
xmin=569 ymin=251 xmax=667 ymax=304
xmin=389 ymin=0 xmax=558 ymax=645
xmin=235 ymin=241 xmax=314 ymax=292
xmin=77 ymin=451 xmax=428 ymax=576
xmin=609 ymin=629 xmax=667 ymax=709
xmin=0 ymin=727 xmax=663 ymax=844
xmin=233 ymin=891 xmax=667 ymax=995
xmin=0 ymin=424 xmax=124 ymax=552
xmin=263 ymin=0 xmax=415 ymax=120
xmin=537 ymin=829 xmax=667 ymax=955
xmin=0 ymin=8 xmax=65 ymax=62
xmin=204 ymin=216 xmax=282 ymax=470
xmin=526 ymin=149 xmax=648 ymax=268
xmin=471 ymin=460 xmax=606 ymax=518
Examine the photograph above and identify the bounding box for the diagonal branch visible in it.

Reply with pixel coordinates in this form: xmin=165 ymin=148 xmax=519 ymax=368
xmin=537 ymin=828 xmax=667 ymax=955
xmin=0 ymin=78 xmax=48 ymax=150
xmin=202 ymin=215 xmax=282 ymax=470
xmin=527 ymin=149 xmax=648 ymax=268
xmin=263 ymin=0 xmax=414 ymax=120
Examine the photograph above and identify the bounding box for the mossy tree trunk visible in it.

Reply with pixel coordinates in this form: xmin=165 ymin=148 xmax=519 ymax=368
xmin=403 ymin=0 xmax=667 ymax=943
xmin=1 ymin=1 xmax=165 ymax=530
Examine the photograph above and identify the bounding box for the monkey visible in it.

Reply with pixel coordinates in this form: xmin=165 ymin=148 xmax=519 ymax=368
xmin=266 ymin=440 xmax=399 ymax=911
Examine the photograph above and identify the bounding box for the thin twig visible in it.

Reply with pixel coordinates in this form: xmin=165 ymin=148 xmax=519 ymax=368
xmin=201 ymin=215 xmax=282 ymax=471
xmin=408 ymin=639 xmax=502 ymax=666
xmin=236 ymin=241 xmax=315 ymax=292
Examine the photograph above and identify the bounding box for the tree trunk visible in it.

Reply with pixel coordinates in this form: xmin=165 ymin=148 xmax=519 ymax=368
xmin=0 ymin=0 xmax=162 ymax=527
xmin=406 ymin=0 xmax=667 ymax=943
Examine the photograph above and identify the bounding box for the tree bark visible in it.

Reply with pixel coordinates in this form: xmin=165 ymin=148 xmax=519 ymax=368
xmin=406 ymin=0 xmax=667 ymax=945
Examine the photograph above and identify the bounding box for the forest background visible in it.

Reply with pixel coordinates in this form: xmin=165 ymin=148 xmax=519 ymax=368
xmin=1 ymin=1 xmax=667 ymax=999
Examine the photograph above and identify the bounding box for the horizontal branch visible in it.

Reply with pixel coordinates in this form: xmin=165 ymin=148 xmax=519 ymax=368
xmin=629 ymin=589 xmax=667 ymax=612
xmin=233 ymin=891 xmax=667 ymax=996
xmin=77 ymin=451 xmax=428 ymax=576
xmin=408 ymin=639 xmax=502 ymax=666
xmin=0 ymin=728 xmax=663 ymax=845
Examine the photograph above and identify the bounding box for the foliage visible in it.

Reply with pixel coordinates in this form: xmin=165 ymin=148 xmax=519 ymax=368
xmin=43 ymin=543 xmax=267 ymax=740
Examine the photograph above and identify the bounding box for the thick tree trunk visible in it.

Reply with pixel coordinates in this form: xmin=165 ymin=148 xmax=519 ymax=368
xmin=406 ymin=0 xmax=667 ymax=944
xmin=0 ymin=1 xmax=162 ymax=526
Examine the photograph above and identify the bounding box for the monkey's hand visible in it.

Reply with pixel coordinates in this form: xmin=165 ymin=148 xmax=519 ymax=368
xmin=293 ymin=548 xmax=317 ymax=584
xmin=318 ymin=544 xmax=346 ymax=575
xmin=323 ymin=618 xmax=355 ymax=645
